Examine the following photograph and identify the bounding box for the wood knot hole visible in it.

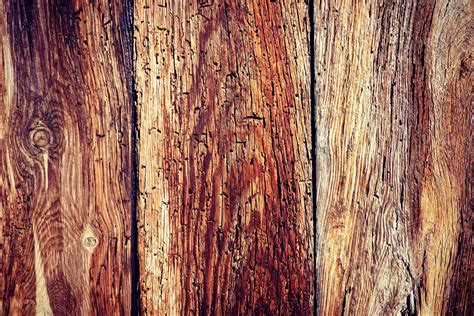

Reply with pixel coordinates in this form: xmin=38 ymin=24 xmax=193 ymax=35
xmin=83 ymin=236 xmax=98 ymax=248
xmin=31 ymin=128 xmax=51 ymax=148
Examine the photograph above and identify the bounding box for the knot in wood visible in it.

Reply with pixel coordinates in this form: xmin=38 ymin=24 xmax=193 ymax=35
xmin=83 ymin=236 xmax=98 ymax=248
xmin=30 ymin=127 xmax=51 ymax=148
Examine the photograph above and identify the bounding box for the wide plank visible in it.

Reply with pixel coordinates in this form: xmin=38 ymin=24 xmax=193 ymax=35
xmin=314 ymin=0 xmax=472 ymax=314
xmin=0 ymin=1 xmax=134 ymax=314
xmin=135 ymin=0 xmax=314 ymax=314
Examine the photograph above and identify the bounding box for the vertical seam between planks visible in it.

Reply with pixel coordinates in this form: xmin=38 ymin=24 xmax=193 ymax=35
xmin=308 ymin=0 xmax=318 ymax=313
xmin=126 ymin=0 xmax=140 ymax=314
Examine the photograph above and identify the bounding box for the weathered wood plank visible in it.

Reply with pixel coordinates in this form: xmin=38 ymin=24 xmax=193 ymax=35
xmin=0 ymin=1 xmax=133 ymax=314
xmin=314 ymin=0 xmax=472 ymax=314
xmin=135 ymin=0 xmax=314 ymax=314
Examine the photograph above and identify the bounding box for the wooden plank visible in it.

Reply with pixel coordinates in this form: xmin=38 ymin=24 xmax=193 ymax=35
xmin=0 ymin=1 xmax=133 ymax=314
xmin=314 ymin=0 xmax=472 ymax=314
xmin=135 ymin=0 xmax=314 ymax=314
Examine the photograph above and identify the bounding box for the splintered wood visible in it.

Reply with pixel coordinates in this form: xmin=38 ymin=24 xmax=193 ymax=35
xmin=135 ymin=0 xmax=314 ymax=314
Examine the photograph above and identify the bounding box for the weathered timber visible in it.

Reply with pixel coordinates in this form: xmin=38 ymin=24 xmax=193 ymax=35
xmin=135 ymin=0 xmax=314 ymax=314
xmin=1 ymin=0 xmax=472 ymax=314
xmin=314 ymin=0 xmax=472 ymax=314
xmin=0 ymin=1 xmax=134 ymax=314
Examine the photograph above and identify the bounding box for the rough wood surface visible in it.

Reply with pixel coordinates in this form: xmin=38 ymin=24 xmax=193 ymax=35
xmin=0 ymin=0 xmax=133 ymax=314
xmin=314 ymin=0 xmax=472 ymax=314
xmin=135 ymin=0 xmax=314 ymax=314
xmin=1 ymin=0 xmax=472 ymax=314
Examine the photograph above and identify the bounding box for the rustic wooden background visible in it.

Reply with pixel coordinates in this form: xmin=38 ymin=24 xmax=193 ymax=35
xmin=0 ymin=0 xmax=471 ymax=315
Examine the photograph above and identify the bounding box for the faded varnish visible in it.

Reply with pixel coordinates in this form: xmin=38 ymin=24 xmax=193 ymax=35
xmin=0 ymin=1 xmax=133 ymax=314
xmin=135 ymin=0 xmax=314 ymax=314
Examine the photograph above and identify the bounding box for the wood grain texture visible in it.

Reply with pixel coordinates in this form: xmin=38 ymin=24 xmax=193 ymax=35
xmin=2 ymin=0 xmax=472 ymax=314
xmin=135 ymin=0 xmax=314 ymax=314
xmin=315 ymin=0 xmax=472 ymax=314
xmin=0 ymin=0 xmax=133 ymax=314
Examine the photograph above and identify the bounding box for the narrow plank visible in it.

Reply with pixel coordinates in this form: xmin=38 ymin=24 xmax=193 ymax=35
xmin=314 ymin=0 xmax=472 ymax=314
xmin=0 ymin=1 xmax=133 ymax=314
xmin=135 ymin=0 xmax=314 ymax=314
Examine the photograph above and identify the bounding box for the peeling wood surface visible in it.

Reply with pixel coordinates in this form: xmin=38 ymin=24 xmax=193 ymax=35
xmin=135 ymin=0 xmax=314 ymax=314
xmin=314 ymin=0 xmax=473 ymax=314
xmin=0 ymin=1 xmax=133 ymax=314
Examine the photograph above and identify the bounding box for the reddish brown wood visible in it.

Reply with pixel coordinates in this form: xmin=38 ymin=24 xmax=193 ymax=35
xmin=135 ymin=0 xmax=314 ymax=314
xmin=1 ymin=0 xmax=471 ymax=314
xmin=0 ymin=1 xmax=133 ymax=314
